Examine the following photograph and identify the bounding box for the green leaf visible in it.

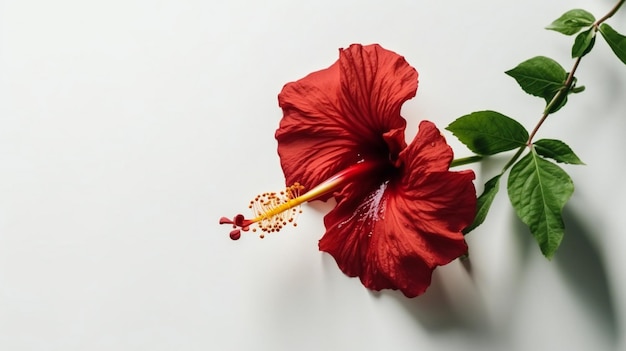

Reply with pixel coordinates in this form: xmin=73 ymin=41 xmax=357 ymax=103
xmin=446 ymin=111 xmax=529 ymax=155
xmin=534 ymin=139 xmax=585 ymax=165
xmin=505 ymin=56 xmax=568 ymax=108
xmin=599 ymin=23 xmax=626 ymax=65
xmin=546 ymin=9 xmax=595 ymax=35
xmin=463 ymin=175 xmax=501 ymax=234
xmin=507 ymin=150 xmax=574 ymax=258
xmin=572 ymin=27 xmax=596 ymax=58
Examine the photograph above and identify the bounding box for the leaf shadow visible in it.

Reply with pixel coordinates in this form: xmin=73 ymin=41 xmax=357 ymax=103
xmin=590 ymin=55 xmax=626 ymax=116
xmin=555 ymin=207 xmax=619 ymax=345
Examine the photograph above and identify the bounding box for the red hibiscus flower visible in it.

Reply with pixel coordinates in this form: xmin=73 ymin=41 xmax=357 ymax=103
xmin=220 ymin=44 xmax=476 ymax=297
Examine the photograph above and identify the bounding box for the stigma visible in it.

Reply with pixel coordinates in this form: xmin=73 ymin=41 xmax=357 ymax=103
xmin=219 ymin=159 xmax=384 ymax=240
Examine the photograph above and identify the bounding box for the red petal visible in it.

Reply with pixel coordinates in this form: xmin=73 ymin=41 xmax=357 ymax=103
xmin=276 ymin=44 xmax=417 ymax=193
xmin=399 ymin=120 xmax=455 ymax=180
xmin=338 ymin=44 xmax=417 ymax=144
xmin=319 ymin=122 xmax=476 ymax=297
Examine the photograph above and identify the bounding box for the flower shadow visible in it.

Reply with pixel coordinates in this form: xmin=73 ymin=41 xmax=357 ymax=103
xmin=377 ymin=174 xmax=584 ymax=338
xmin=381 ymin=263 xmax=492 ymax=336
xmin=378 ymin=155 xmax=533 ymax=337
xmin=380 ymin=205 xmax=618 ymax=345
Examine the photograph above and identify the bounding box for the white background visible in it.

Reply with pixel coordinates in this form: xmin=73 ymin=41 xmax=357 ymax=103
xmin=1 ymin=0 xmax=625 ymax=350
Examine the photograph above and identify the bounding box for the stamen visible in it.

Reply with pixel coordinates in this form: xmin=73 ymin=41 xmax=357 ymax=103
xmin=219 ymin=159 xmax=384 ymax=240
xmin=219 ymin=184 xmax=304 ymax=240
xmin=249 ymin=183 xmax=305 ymax=234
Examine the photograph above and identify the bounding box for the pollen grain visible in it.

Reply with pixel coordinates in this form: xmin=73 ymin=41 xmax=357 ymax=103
xmin=249 ymin=183 xmax=305 ymax=235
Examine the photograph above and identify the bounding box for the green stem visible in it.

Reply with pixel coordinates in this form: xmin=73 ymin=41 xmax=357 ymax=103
xmin=502 ymin=146 xmax=526 ymax=173
xmin=527 ymin=56 xmax=582 ymax=143
xmin=450 ymin=155 xmax=483 ymax=167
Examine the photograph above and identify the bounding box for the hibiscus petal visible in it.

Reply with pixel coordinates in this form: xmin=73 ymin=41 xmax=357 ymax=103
xmin=338 ymin=44 xmax=417 ymax=144
xmin=276 ymin=44 xmax=417 ymax=193
xmin=319 ymin=122 xmax=476 ymax=297
xmin=400 ymin=120 xmax=455 ymax=172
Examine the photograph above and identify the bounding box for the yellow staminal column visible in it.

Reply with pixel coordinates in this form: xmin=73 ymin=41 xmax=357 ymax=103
xmin=219 ymin=159 xmax=383 ymax=240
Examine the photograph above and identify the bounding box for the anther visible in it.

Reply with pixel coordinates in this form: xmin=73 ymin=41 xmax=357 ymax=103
xmin=219 ymin=183 xmax=306 ymax=240
xmin=219 ymin=160 xmax=385 ymax=240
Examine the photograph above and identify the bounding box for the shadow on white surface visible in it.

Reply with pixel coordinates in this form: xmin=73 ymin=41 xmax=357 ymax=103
xmin=367 ymin=199 xmax=619 ymax=349
xmin=558 ymin=208 xmax=619 ymax=345
xmin=386 ymin=271 xmax=491 ymax=335
xmin=506 ymin=205 xmax=620 ymax=350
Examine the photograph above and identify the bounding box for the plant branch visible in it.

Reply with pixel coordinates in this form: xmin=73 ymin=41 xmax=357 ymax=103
xmin=527 ymin=56 xmax=582 ymax=143
xmin=596 ymin=0 xmax=625 ymax=25
xmin=503 ymin=0 xmax=624 ymax=175
xmin=502 ymin=146 xmax=526 ymax=173
xmin=526 ymin=0 xmax=624 ymax=144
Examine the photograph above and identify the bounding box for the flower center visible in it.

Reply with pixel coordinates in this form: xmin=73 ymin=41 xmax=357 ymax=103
xmin=219 ymin=159 xmax=384 ymax=240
